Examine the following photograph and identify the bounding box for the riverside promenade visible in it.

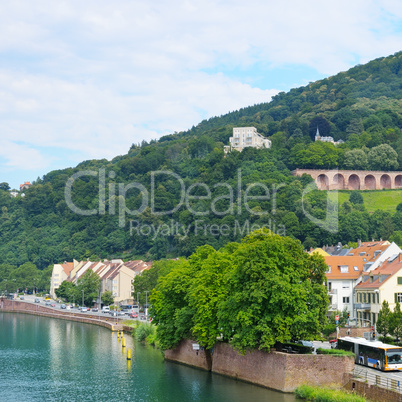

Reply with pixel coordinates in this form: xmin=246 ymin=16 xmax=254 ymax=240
xmin=0 ymin=297 xmax=125 ymax=332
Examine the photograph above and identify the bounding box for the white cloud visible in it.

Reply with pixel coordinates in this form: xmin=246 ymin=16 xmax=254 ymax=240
xmin=0 ymin=0 xmax=401 ymax=187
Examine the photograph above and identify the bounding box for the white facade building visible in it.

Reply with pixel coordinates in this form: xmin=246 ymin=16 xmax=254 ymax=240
xmin=224 ymin=127 xmax=271 ymax=153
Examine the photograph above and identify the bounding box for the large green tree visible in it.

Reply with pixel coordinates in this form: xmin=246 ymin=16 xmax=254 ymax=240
xmin=152 ymin=229 xmax=329 ymax=352
xmin=76 ymin=270 xmax=101 ymax=307
xmin=218 ymin=229 xmax=328 ymax=352
xmin=368 ymin=144 xmax=399 ymax=170
xmin=133 ymin=259 xmax=178 ymax=305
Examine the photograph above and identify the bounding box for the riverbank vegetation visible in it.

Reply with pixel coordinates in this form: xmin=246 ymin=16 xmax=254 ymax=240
xmin=131 ymin=321 xmax=159 ymax=347
xmin=294 ymin=385 xmax=366 ymax=402
xmin=151 ymin=229 xmax=328 ymax=352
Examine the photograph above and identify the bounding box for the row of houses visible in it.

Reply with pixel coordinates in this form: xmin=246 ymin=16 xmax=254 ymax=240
xmin=50 ymin=259 xmax=153 ymax=304
xmin=312 ymin=240 xmax=402 ymax=327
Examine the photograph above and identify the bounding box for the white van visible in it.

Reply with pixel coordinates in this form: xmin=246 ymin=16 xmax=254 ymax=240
xmin=102 ymin=306 xmax=110 ymax=313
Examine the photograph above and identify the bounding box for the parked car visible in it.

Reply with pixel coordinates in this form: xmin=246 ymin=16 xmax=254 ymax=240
xmin=34 ymin=298 xmax=40 ymax=303
xmin=81 ymin=307 xmax=88 ymax=312
xmin=45 ymin=302 xmax=51 ymax=306
xmin=102 ymin=306 xmax=110 ymax=313
xmin=19 ymin=296 xmax=24 ymax=300
xmin=60 ymin=304 xmax=66 ymax=309
xmin=130 ymin=312 xmax=138 ymax=319
xmin=296 ymin=340 xmax=314 ymax=348
xmin=92 ymin=308 xmax=98 ymax=312
xmin=50 ymin=303 xmax=56 ymax=307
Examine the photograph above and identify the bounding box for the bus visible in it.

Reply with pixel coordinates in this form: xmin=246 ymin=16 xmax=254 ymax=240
xmin=120 ymin=304 xmax=139 ymax=314
xmin=337 ymin=336 xmax=402 ymax=371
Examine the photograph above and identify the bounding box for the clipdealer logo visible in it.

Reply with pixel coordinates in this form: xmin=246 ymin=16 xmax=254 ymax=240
xmin=64 ymin=168 xmax=338 ymax=237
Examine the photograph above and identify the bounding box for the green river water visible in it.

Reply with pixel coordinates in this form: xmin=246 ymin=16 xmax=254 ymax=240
xmin=0 ymin=312 xmax=296 ymax=401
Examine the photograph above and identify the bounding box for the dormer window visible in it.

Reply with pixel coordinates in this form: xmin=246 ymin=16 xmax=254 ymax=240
xmin=326 ymin=266 xmax=331 ymax=273
xmin=359 ymin=252 xmax=366 ymax=256
xmin=353 ymin=266 xmax=359 ymax=271
xmin=340 ymin=265 xmax=349 ymax=273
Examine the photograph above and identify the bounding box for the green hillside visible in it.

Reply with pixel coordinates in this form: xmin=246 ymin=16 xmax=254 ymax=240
xmin=330 ymin=190 xmax=402 ymax=213
xmin=1 ymin=51 xmax=402 ymax=276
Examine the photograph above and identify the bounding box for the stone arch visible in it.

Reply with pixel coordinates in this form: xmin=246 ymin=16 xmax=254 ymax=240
xmin=348 ymin=174 xmax=360 ymax=190
xmin=317 ymin=174 xmax=329 ymax=190
xmin=333 ymin=173 xmax=345 ymax=190
xmin=396 ymin=175 xmax=402 ymax=188
xmin=364 ymin=175 xmax=376 ymax=190
xmin=380 ymin=174 xmax=391 ymax=189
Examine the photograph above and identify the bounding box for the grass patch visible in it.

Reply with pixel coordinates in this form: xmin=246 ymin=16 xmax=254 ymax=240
xmin=329 ymin=189 xmax=402 ymax=213
xmin=316 ymin=348 xmax=355 ymax=357
xmin=295 ymin=384 xmax=365 ymax=401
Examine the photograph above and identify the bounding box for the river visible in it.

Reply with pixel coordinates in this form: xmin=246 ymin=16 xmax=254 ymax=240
xmin=0 ymin=312 xmax=296 ymax=401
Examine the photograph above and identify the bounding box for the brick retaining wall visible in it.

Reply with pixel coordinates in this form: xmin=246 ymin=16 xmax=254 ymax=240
xmin=165 ymin=340 xmax=355 ymax=393
xmin=344 ymin=376 xmax=402 ymax=402
xmin=164 ymin=339 xmax=212 ymax=371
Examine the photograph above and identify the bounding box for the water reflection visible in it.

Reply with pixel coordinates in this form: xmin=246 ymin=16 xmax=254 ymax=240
xmin=0 ymin=313 xmax=295 ymax=401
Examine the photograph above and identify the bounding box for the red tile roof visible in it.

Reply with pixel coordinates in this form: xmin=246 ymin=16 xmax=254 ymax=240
xmin=324 ymin=256 xmax=365 ymax=280
xmin=355 ymin=254 xmax=402 ymax=289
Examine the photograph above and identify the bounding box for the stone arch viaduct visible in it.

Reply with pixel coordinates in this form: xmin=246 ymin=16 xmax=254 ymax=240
xmin=293 ymin=169 xmax=402 ymax=190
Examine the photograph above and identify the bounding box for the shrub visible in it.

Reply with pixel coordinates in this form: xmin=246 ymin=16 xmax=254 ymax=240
xmin=316 ymin=348 xmax=355 ymax=357
xmin=295 ymin=384 xmax=366 ymax=401
xmin=134 ymin=323 xmax=154 ymax=342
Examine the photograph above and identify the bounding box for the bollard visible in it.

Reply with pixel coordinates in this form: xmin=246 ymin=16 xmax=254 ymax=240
xmin=122 ymin=337 xmax=126 ymax=347
xmin=127 ymin=348 xmax=131 ymax=360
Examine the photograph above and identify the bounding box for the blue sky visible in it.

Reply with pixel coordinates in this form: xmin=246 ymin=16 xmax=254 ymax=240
xmin=1 ymin=0 xmax=402 ymax=189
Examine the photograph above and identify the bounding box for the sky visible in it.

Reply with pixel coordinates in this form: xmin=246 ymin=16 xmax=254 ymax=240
xmin=1 ymin=0 xmax=402 ymax=190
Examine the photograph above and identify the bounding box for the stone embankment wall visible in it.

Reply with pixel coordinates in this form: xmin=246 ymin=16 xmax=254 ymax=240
xmin=0 ymin=299 xmax=123 ymax=331
xmin=165 ymin=340 xmax=355 ymax=393
xmin=344 ymin=376 xmax=402 ymax=402
xmin=165 ymin=339 xmax=212 ymax=371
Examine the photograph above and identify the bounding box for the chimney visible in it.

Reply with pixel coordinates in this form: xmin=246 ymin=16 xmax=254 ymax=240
xmin=358 ymin=239 xmax=362 ymax=247
xmin=399 ymin=254 xmax=402 ymax=263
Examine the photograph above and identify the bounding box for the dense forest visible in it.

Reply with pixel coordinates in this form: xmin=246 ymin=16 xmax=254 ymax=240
xmin=1 ymin=51 xmax=402 ymax=282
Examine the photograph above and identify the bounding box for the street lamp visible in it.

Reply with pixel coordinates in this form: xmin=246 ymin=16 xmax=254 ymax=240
xmin=82 ymin=289 xmax=84 ymax=307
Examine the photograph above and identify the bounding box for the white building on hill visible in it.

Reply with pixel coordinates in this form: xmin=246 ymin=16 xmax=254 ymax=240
xmin=224 ymin=127 xmax=271 ymax=153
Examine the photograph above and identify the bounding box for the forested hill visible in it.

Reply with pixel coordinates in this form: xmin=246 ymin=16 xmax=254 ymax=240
xmin=1 ymin=51 xmax=402 ymax=271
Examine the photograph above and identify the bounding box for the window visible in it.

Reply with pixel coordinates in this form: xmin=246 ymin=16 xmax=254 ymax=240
xmin=328 ymin=282 xmax=332 ymax=291
xmin=367 ymin=293 xmax=371 ymax=303
xmin=377 ymin=293 xmax=380 ymax=304
xmin=395 ymin=293 xmax=402 ymax=303
xmin=342 ymin=281 xmax=350 ymax=289
xmin=353 ymin=266 xmax=359 ymax=271
xmin=398 ymin=277 xmax=402 ymax=285
xmin=340 ymin=265 xmax=349 ymax=273
xmin=343 ymin=297 xmax=350 ymax=304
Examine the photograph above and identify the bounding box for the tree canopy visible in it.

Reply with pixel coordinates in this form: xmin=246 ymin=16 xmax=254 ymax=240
xmin=151 ymin=229 xmax=329 ymax=352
